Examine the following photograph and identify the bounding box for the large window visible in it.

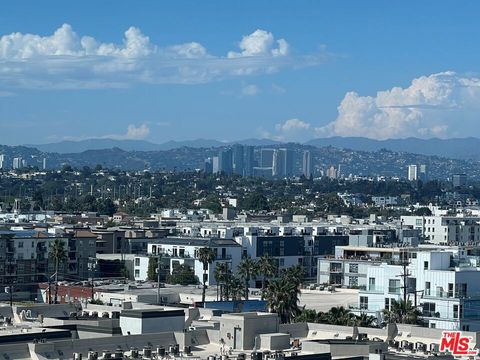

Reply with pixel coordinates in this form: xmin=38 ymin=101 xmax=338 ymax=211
xmin=349 ymin=263 xmax=358 ymax=273
xmin=389 ymin=279 xmax=400 ymax=294
xmin=368 ymin=277 xmax=376 ymax=291
xmin=422 ymin=302 xmax=436 ymax=317
xmin=360 ymin=296 xmax=368 ymax=310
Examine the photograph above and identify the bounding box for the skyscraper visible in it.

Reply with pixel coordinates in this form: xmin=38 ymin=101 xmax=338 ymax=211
xmin=212 ymin=157 xmax=220 ymax=174
xmin=0 ymin=154 xmax=5 ymax=170
xmin=407 ymin=165 xmax=418 ymax=181
xmin=260 ymin=149 xmax=275 ymax=168
xmin=244 ymin=146 xmax=254 ymax=177
xmin=12 ymin=157 xmax=22 ymax=170
xmin=42 ymin=157 xmax=47 ymax=170
xmin=204 ymin=158 xmax=213 ymax=174
xmin=303 ymin=150 xmax=311 ymax=178
xmin=273 ymin=148 xmax=294 ymax=178
xmin=232 ymin=144 xmax=244 ymax=176
xmin=219 ymin=149 xmax=233 ymax=174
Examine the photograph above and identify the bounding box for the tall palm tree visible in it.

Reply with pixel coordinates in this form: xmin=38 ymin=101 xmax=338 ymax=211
xmin=237 ymin=258 xmax=258 ymax=300
xmin=49 ymin=239 xmax=67 ymax=304
xmin=214 ymin=262 xmax=230 ymax=301
xmin=282 ymin=264 xmax=305 ymax=286
xmin=383 ymin=299 xmax=420 ymax=324
xmin=265 ymin=277 xmax=301 ymax=323
xmin=197 ymin=247 xmax=216 ymax=306
xmin=257 ymin=255 xmax=277 ymax=299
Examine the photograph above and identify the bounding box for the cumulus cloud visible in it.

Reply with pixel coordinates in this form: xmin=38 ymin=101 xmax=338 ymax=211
xmin=227 ymin=29 xmax=289 ymax=58
xmin=260 ymin=118 xmax=313 ymax=142
xmin=317 ymin=71 xmax=480 ymax=139
xmin=0 ymin=25 xmax=321 ymax=89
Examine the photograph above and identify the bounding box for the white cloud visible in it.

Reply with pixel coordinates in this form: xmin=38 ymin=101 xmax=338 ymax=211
xmin=241 ymin=84 xmax=259 ymax=96
xmin=111 ymin=124 xmax=150 ymax=140
xmin=317 ymin=71 xmax=480 ymax=139
xmin=227 ymin=29 xmax=289 ymax=58
xmin=0 ymin=25 xmax=320 ymax=89
xmin=261 ymin=118 xmax=312 ymax=142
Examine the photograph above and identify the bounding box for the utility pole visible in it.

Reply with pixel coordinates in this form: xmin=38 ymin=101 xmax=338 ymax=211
xmin=156 ymin=253 xmax=162 ymax=305
xmin=397 ymin=250 xmax=411 ymax=318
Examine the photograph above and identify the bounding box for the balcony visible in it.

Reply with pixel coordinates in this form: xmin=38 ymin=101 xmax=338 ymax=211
xmin=361 ymin=287 xmax=384 ymax=294
xmin=216 ymin=254 xmax=232 ymax=261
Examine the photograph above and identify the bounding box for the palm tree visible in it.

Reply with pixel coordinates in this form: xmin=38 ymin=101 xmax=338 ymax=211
xmin=197 ymin=247 xmax=216 ymax=305
xmin=282 ymin=264 xmax=305 ymax=286
xmin=214 ymin=262 xmax=229 ymax=301
xmin=294 ymin=308 xmax=318 ymax=323
xmin=383 ymin=299 xmax=420 ymax=324
xmin=257 ymin=255 xmax=277 ymax=299
xmin=49 ymin=239 xmax=67 ymax=304
xmin=229 ymin=275 xmax=244 ymax=300
xmin=354 ymin=313 xmax=377 ymax=327
xmin=265 ymin=276 xmax=302 ymax=323
xmin=237 ymin=258 xmax=258 ymax=300
xmin=325 ymin=306 xmax=355 ymax=326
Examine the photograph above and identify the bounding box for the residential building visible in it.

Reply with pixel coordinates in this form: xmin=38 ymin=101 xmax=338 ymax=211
xmin=453 ymin=173 xmax=467 ymax=187
xmin=147 ymin=237 xmax=242 ymax=286
xmin=401 ymin=215 xmax=480 ymax=244
xmin=407 ymin=164 xmax=418 ymax=181
xmin=302 ymin=150 xmax=311 ymax=178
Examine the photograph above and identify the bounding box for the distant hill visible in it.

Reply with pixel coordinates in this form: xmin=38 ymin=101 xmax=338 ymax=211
xmin=305 ymin=137 xmax=480 ymax=160
xmin=27 ymin=139 xmax=161 ymax=153
xmin=27 ymin=138 xmax=284 ymax=153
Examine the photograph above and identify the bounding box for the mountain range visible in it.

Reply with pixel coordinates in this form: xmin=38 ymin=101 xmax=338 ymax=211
xmin=26 ymin=136 xmax=480 ymax=160
xmin=26 ymin=138 xmax=281 ymax=153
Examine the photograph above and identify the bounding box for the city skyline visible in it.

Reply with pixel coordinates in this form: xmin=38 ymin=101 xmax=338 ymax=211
xmin=1 ymin=1 xmax=480 ymax=145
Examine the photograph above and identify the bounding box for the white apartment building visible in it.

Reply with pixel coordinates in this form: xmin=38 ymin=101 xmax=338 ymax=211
xmin=147 ymin=237 xmax=242 ymax=286
xmin=401 ymin=215 xmax=480 ymax=244
xmin=354 ymin=248 xmax=480 ymax=331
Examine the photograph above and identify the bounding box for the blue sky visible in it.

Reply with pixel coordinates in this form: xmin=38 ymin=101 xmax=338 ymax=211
xmin=1 ymin=1 xmax=480 ymax=145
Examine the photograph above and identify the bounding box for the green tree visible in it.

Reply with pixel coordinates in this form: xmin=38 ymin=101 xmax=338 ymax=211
xmin=197 ymin=247 xmax=216 ymax=305
xmin=240 ymin=193 xmax=270 ymax=211
xmin=257 ymin=255 xmax=277 ymax=299
xmin=147 ymin=257 xmax=158 ymax=281
xmin=237 ymin=258 xmax=258 ymax=300
xmin=383 ymin=299 xmax=420 ymax=324
xmin=166 ymin=264 xmax=198 ymax=285
xmin=49 ymin=239 xmax=67 ymax=304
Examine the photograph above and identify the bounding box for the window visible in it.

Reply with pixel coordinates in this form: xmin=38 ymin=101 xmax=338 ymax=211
xmin=349 ymin=263 xmax=358 ymax=273
xmin=385 ymin=298 xmax=390 ymax=311
xmin=453 ymin=304 xmax=459 ymax=318
xmin=18 ymin=241 xmax=23 ymax=248
xmin=349 ymin=276 xmax=358 ymax=287
xmin=448 ymin=283 xmax=454 ymax=298
xmin=389 ymin=279 xmax=400 ymax=294
xmin=425 ymin=282 xmax=431 ymax=296
xmin=424 ymin=261 xmax=429 ymax=270
xmin=360 ymin=296 xmax=368 ymax=310
xmin=279 ymin=258 xmax=285 ymax=267
xmin=430 ymin=323 xmax=436 ymax=329
xmin=368 ymin=277 xmax=376 ymax=291
xmin=422 ymin=302 xmax=436 ymax=317
xmin=135 ymin=258 xmax=140 ymax=266
xmin=134 ymin=270 xmax=140 ymax=277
